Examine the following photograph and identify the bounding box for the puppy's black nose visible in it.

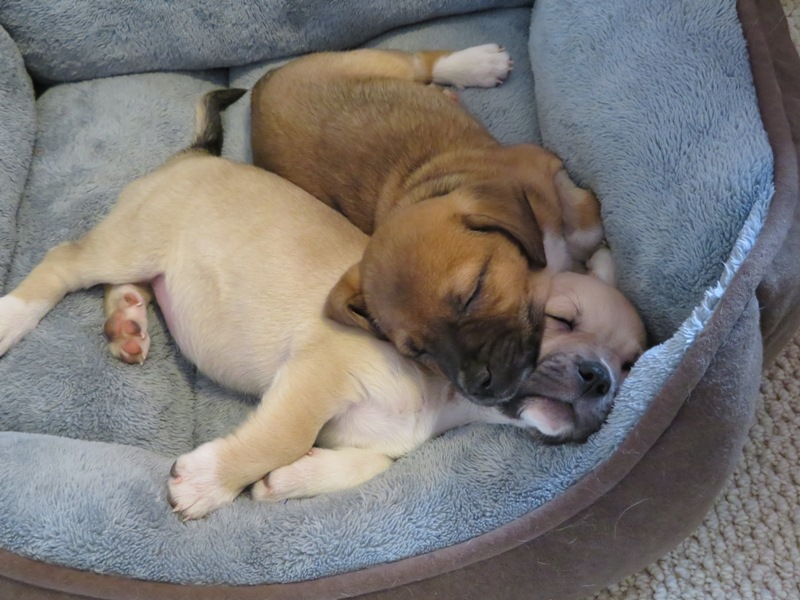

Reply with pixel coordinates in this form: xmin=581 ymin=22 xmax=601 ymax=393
xmin=578 ymin=361 xmax=611 ymax=397
xmin=463 ymin=363 xmax=492 ymax=396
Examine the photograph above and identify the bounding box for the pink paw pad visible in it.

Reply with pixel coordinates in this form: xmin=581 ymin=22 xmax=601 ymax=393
xmin=104 ymin=288 xmax=150 ymax=364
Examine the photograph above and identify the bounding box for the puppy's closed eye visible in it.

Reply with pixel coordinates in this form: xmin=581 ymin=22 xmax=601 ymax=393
xmin=546 ymin=314 xmax=574 ymax=332
xmin=449 ymin=259 xmax=490 ymax=315
xmin=460 ymin=261 xmax=489 ymax=314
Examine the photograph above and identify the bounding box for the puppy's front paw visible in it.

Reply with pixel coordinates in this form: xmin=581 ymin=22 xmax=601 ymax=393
xmin=103 ymin=285 xmax=150 ymax=364
xmin=0 ymin=295 xmax=48 ymax=357
xmin=432 ymin=43 xmax=512 ymax=88
xmin=167 ymin=439 xmax=239 ymax=520
xmin=251 ymin=447 xmax=394 ymax=502
xmin=250 ymin=448 xmax=320 ymax=503
xmin=587 ymin=246 xmax=616 ymax=286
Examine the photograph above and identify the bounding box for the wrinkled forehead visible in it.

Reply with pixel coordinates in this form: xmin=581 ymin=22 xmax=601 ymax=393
xmin=363 ymin=236 xmax=478 ymax=294
xmin=547 ymin=272 xmax=646 ymax=346
xmin=363 ymin=213 xmax=487 ymax=287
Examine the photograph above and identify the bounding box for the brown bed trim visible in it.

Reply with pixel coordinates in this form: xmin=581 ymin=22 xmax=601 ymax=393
xmin=1 ymin=0 xmax=798 ymax=597
xmin=753 ymin=0 xmax=800 ymax=364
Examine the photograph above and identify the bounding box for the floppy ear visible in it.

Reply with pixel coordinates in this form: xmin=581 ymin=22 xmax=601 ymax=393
xmin=462 ymin=184 xmax=547 ymax=268
xmin=324 ymin=262 xmax=385 ymax=337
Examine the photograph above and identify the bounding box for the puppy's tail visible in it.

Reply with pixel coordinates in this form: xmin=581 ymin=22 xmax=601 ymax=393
xmin=187 ymin=88 xmax=248 ymax=157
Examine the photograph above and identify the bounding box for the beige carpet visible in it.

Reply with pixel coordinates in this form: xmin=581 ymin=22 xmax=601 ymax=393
xmin=595 ymin=3 xmax=800 ymax=597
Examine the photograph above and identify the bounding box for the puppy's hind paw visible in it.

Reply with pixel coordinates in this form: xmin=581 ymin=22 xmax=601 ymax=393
xmin=432 ymin=43 xmax=511 ymax=88
xmin=104 ymin=285 xmax=150 ymax=364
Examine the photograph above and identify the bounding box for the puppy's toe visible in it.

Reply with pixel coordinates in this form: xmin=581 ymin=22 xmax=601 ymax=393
xmin=250 ymin=476 xmax=277 ymax=503
xmin=167 ymin=439 xmax=238 ymax=520
xmin=429 ymin=84 xmax=460 ymax=103
xmin=104 ymin=285 xmax=150 ymax=364
xmin=250 ymin=455 xmax=317 ymax=503
xmin=250 ymin=466 xmax=306 ymax=503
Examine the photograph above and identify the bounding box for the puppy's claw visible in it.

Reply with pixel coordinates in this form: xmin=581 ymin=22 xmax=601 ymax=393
xmin=123 ymin=293 xmax=143 ymax=307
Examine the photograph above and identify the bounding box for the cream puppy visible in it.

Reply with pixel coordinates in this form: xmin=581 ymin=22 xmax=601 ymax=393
xmin=0 ymin=91 xmax=645 ymax=520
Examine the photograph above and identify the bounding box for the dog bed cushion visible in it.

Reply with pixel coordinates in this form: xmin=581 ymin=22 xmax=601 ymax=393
xmin=0 ymin=0 xmax=789 ymax=595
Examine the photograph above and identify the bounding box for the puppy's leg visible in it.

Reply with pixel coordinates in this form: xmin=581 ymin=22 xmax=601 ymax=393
xmin=0 ymin=227 xmax=159 ymax=357
xmin=103 ymin=283 xmax=153 ymax=365
xmin=553 ymin=170 xmax=605 ymax=264
xmin=167 ymin=354 xmax=358 ymax=519
xmin=276 ymin=46 xmax=511 ymax=89
xmin=250 ymin=447 xmax=394 ymax=502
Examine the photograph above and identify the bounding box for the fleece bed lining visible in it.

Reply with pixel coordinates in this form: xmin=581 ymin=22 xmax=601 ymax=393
xmin=0 ymin=0 xmax=773 ymax=585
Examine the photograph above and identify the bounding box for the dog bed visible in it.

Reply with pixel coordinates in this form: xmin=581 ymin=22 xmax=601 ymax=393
xmin=0 ymin=0 xmax=798 ymax=598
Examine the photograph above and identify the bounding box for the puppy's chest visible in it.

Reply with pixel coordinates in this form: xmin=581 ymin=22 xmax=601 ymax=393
xmin=317 ymin=379 xmax=445 ymax=458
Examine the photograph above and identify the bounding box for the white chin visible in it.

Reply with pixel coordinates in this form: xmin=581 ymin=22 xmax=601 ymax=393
xmin=519 ymin=398 xmax=575 ymax=438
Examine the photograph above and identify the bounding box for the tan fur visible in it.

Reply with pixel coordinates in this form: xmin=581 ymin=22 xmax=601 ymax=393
xmin=250 ymin=45 xmax=606 ymax=404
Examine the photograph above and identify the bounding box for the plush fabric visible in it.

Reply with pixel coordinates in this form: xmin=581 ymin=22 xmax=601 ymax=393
xmin=530 ymin=0 xmax=775 ymax=343
xmin=0 ymin=0 xmax=774 ymax=588
xmin=0 ymin=24 xmax=35 ymax=289
xmin=0 ymin=0 xmax=529 ymax=84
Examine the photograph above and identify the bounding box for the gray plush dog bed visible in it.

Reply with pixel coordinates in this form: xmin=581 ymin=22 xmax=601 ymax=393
xmin=1 ymin=0 xmax=798 ymax=598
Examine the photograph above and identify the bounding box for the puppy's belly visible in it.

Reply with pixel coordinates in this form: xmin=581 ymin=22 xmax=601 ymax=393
xmin=151 ymin=273 xmax=180 ymax=345
xmin=150 ymin=273 xmax=281 ymax=396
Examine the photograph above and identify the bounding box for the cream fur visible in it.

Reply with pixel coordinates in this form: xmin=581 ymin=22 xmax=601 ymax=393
xmin=0 ymin=296 xmax=50 ymax=356
xmin=0 ymin=128 xmax=642 ymax=520
xmin=0 ymin=151 xmax=521 ymax=519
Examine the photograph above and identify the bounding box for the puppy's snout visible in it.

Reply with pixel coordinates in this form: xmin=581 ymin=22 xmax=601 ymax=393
xmin=578 ymin=361 xmax=611 ymax=397
xmin=461 ymin=362 xmax=493 ymax=397
xmin=442 ymin=333 xmax=534 ymax=405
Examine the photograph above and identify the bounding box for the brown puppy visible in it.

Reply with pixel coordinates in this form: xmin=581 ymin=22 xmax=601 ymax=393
xmin=250 ymin=45 xmax=604 ymax=406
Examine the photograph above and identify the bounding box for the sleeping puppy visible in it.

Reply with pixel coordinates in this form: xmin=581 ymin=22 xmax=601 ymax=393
xmin=250 ymin=45 xmax=605 ymax=406
xmin=251 ymin=270 xmax=643 ymax=503
xmin=0 ymin=91 xmax=645 ymax=521
xmin=503 ymin=270 xmax=642 ymax=443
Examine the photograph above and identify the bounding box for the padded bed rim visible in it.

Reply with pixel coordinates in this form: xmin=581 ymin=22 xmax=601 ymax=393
xmin=754 ymin=5 xmax=800 ymax=363
xmin=0 ymin=0 xmax=798 ymax=598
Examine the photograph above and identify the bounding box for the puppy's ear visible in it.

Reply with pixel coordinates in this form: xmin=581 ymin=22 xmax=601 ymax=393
xmin=324 ymin=262 xmax=385 ymax=338
xmin=462 ymin=184 xmax=547 ymax=268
